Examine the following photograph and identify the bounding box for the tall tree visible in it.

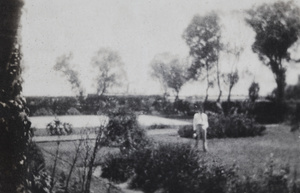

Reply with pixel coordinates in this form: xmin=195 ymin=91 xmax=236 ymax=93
xmin=91 ymin=48 xmax=126 ymax=95
xmin=222 ymin=44 xmax=244 ymax=101
xmin=150 ymin=53 xmax=188 ymax=100
xmin=222 ymin=70 xmax=239 ymax=102
xmin=249 ymin=81 xmax=260 ymax=102
xmin=183 ymin=12 xmax=222 ymax=102
xmin=246 ymin=1 xmax=300 ymax=104
xmin=54 ymin=53 xmax=84 ymax=97
xmin=150 ymin=53 xmax=170 ymax=98
xmin=0 ymin=1 xmax=32 ymax=192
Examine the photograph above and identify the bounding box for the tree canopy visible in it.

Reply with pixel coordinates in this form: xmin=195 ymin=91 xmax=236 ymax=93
xmin=54 ymin=53 xmax=84 ymax=96
xmin=246 ymin=1 xmax=300 ymax=103
xmin=150 ymin=53 xmax=188 ymax=100
xmin=249 ymin=81 xmax=260 ymax=102
xmin=91 ymin=48 xmax=127 ymax=95
xmin=183 ymin=12 xmax=222 ymax=101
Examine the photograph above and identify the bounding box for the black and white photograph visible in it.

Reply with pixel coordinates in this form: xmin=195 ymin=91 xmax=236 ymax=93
xmin=1 ymin=0 xmax=300 ymax=192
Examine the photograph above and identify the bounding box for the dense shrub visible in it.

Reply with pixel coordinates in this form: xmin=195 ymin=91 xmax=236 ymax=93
xmin=102 ymin=143 xmax=233 ymax=193
xmin=26 ymin=95 xmax=292 ymax=124
xmin=152 ymin=97 xmax=175 ymax=115
xmin=26 ymin=96 xmax=78 ymax=116
xmin=286 ymin=84 xmax=300 ymax=100
xmin=105 ymin=107 xmax=150 ymax=152
xmin=26 ymin=142 xmax=51 ymax=193
xmin=33 ymin=108 xmax=54 ymax=116
xmin=46 ymin=119 xmax=73 ymax=136
xmin=227 ymin=157 xmax=300 ymax=193
xmin=66 ymin=107 xmax=81 ymax=115
xmin=177 ymin=125 xmax=194 ymax=138
xmin=102 ymin=143 xmax=300 ymax=193
xmin=101 ymin=153 xmax=135 ymax=183
xmin=203 ymin=101 xmax=223 ymax=114
xmin=146 ymin=124 xmax=169 ymax=130
xmin=178 ymin=113 xmax=266 ymax=139
xmin=173 ymin=99 xmax=192 ymax=115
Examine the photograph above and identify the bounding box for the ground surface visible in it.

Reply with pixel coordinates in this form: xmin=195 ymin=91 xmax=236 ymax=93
xmin=30 ymin=115 xmax=191 ymax=129
xmin=34 ymin=115 xmax=300 ymax=192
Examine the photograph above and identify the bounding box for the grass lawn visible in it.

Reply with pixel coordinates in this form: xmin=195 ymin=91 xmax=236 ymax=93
xmin=150 ymin=124 xmax=300 ymax=176
xmin=36 ymin=123 xmax=300 ymax=192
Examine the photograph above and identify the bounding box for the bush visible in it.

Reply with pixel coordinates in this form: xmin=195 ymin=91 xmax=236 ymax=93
xmin=46 ymin=118 xmax=73 ymax=136
xmin=101 ymin=143 xmax=233 ymax=193
xmin=173 ymin=100 xmax=192 ymax=116
xmin=66 ymin=107 xmax=81 ymax=115
xmin=146 ymin=124 xmax=169 ymax=130
xmin=227 ymin=156 xmax=299 ymax=193
xmin=101 ymin=153 xmax=135 ymax=183
xmin=33 ymin=108 xmax=54 ymax=116
xmin=251 ymin=101 xmax=287 ymax=124
xmin=178 ymin=113 xmax=266 ymax=139
xmin=102 ymin=143 xmax=300 ymax=193
xmin=105 ymin=107 xmax=150 ymax=152
xmin=177 ymin=125 xmax=194 ymax=138
xmin=26 ymin=142 xmax=51 ymax=193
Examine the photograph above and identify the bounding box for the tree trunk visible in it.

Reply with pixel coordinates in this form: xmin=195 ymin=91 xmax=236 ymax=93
xmin=275 ymin=69 xmax=286 ymax=122
xmin=65 ymin=141 xmax=81 ymax=192
xmin=217 ymin=89 xmax=222 ymax=103
xmin=216 ymin=61 xmax=222 ymax=102
xmin=275 ymin=69 xmax=286 ymax=104
xmin=84 ymin=135 xmax=101 ymax=193
xmin=205 ymin=85 xmax=209 ymax=102
xmin=175 ymin=91 xmax=179 ymax=102
xmin=227 ymin=86 xmax=233 ymax=102
xmin=205 ymin=64 xmax=210 ymax=102
xmin=50 ymin=141 xmax=60 ymax=193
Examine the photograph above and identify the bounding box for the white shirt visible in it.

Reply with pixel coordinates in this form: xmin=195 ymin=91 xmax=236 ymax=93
xmin=193 ymin=112 xmax=209 ymax=130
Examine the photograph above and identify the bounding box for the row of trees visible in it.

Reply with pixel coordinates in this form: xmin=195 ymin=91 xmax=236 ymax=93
xmin=55 ymin=1 xmax=300 ymax=105
xmin=152 ymin=1 xmax=300 ymax=104
xmin=150 ymin=16 xmax=244 ymax=102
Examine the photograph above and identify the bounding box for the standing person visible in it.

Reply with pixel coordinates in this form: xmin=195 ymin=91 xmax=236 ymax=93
xmin=193 ymin=104 xmax=209 ymax=152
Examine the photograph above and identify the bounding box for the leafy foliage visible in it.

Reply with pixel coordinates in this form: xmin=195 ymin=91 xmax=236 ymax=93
xmin=0 ymin=2 xmax=33 ymax=190
xmin=46 ymin=118 xmax=73 ymax=136
xmin=183 ymin=12 xmax=222 ymax=101
xmin=285 ymin=83 xmax=300 ymax=100
xmin=178 ymin=113 xmax=266 ymax=138
xmin=150 ymin=53 xmax=189 ymax=99
xmin=33 ymin=108 xmax=54 ymax=116
xmin=222 ymin=44 xmax=244 ymax=102
xmin=102 ymin=143 xmax=233 ymax=193
xmin=66 ymin=107 xmax=81 ymax=115
xmin=26 ymin=142 xmax=51 ymax=193
xmin=91 ymin=48 xmax=127 ymax=95
xmin=222 ymin=70 xmax=239 ymax=102
xmin=246 ymin=1 xmax=300 ymax=103
xmin=106 ymin=107 xmax=150 ymax=152
xmin=54 ymin=53 xmax=84 ymax=97
xmin=102 ymin=143 xmax=300 ymax=193
xmin=249 ymin=82 xmax=260 ymax=102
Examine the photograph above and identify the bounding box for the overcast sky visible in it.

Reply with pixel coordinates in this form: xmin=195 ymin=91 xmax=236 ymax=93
xmin=20 ymin=0 xmax=300 ymax=97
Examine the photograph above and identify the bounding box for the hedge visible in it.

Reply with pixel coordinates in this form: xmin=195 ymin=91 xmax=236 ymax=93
xmin=178 ymin=113 xmax=266 ymax=139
